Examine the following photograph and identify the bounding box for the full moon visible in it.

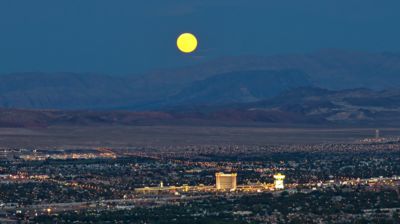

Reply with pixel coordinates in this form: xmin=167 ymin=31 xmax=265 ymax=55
xmin=177 ymin=33 xmax=198 ymax=53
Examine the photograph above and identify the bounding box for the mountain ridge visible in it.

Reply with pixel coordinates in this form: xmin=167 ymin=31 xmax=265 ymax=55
xmin=0 ymin=50 xmax=400 ymax=110
xmin=0 ymin=87 xmax=399 ymax=127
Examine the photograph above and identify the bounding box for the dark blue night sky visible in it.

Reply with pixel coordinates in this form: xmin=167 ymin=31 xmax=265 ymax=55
xmin=0 ymin=0 xmax=399 ymax=74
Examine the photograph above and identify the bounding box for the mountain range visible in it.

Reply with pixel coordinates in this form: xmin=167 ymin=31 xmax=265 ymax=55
xmin=0 ymin=49 xmax=399 ymax=110
xmin=0 ymin=49 xmax=399 ymax=126
xmin=0 ymin=87 xmax=399 ymax=127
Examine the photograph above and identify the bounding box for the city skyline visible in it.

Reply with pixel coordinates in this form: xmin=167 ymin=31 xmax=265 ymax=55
xmin=1 ymin=1 xmax=400 ymax=223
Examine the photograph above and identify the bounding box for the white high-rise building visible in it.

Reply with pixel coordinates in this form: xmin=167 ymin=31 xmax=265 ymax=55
xmin=274 ymin=173 xmax=285 ymax=190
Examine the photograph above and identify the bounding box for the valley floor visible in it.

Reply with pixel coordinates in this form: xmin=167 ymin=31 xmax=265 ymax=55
xmin=0 ymin=125 xmax=399 ymax=148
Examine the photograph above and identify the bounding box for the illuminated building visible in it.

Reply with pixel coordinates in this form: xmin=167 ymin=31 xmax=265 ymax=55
xmin=215 ymin=172 xmax=237 ymax=191
xmin=274 ymin=173 xmax=285 ymax=190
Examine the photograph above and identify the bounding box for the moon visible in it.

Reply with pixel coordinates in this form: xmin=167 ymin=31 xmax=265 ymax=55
xmin=177 ymin=33 xmax=198 ymax=53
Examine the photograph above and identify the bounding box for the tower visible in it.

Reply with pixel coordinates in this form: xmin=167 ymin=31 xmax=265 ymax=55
xmin=215 ymin=172 xmax=237 ymax=191
xmin=375 ymin=129 xmax=380 ymax=139
xmin=274 ymin=173 xmax=285 ymax=190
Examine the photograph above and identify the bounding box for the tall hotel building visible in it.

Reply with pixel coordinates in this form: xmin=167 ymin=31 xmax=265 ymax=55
xmin=215 ymin=172 xmax=237 ymax=191
xmin=274 ymin=173 xmax=286 ymax=190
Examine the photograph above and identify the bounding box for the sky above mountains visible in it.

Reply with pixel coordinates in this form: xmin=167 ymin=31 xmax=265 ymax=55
xmin=1 ymin=0 xmax=399 ymax=75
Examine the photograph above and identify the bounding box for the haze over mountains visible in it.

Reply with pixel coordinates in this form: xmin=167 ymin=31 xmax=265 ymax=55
xmin=1 ymin=50 xmax=400 ymax=126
